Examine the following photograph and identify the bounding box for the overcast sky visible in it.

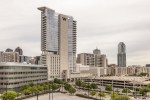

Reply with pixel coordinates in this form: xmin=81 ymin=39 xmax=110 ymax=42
xmin=0 ymin=0 xmax=150 ymax=66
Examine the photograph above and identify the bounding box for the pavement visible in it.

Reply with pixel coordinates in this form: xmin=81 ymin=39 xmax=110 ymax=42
xmin=24 ymin=93 xmax=92 ymax=100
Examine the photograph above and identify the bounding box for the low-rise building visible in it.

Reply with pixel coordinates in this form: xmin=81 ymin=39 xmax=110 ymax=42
xmin=107 ymin=66 xmax=150 ymax=76
xmin=0 ymin=62 xmax=48 ymax=92
xmin=77 ymin=48 xmax=108 ymax=75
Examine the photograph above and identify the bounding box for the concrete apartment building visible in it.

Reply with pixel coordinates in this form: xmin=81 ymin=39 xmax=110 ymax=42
xmin=0 ymin=62 xmax=47 ymax=92
xmin=117 ymin=42 xmax=126 ymax=67
xmin=77 ymin=48 xmax=108 ymax=68
xmin=38 ymin=7 xmax=77 ymax=80
xmin=0 ymin=51 xmax=19 ymax=63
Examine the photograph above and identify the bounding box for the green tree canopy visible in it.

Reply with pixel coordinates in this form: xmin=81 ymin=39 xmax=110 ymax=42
xmin=98 ymin=92 xmax=106 ymax=98
xmin=64 ymin=83 xmax=71 ymax=91
xmin=1 ymin=91 xmax=17 ymax=100
xmin=69 ymin=87 xmax=76 ymax=94
xmin=52 ymin=83 xmax=58 ymax=90
xmin=54 ymin=78 xmax=61 ymax=84
xmin=90 ymin=83 xmax=98 ymax=89
xmin=29 ymin=82 xmax=35 ymax=87
xmin=81 ymin=81 xmax=86 ymax=88
xmin=90 ymin=90 xmax=96 ymax=97
xmin=43 ymin=84 xmax=49 ymax=90
xmin=22 ymin=89 xmax=32 ymax=95
xmin=75 ymin=79 xmax=81 ymax=86
xmin=110 ymin=92 xmax=118 ymax=100
xmin=37 ymin=85 xmax=44 ymax=91
xmin=122 ymin=88 xmax=131 ymax=93
xmin=20 ymin=84 xmax=30 ymax=92
xmin=139 ymin=87 xmax=150 ymax=96
xmin=105 ymin=84 xmax=112 ymax=91
xmin=28 ymin=86 xmax=38 ymax=94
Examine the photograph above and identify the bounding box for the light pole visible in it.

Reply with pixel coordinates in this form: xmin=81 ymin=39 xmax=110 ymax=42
xmin=112 ymin=79 xmax=114 ymax=100
xmin=99 ymin=88 xmax=101 ymax=100
xmin=52 ymin=80 xmax=53 ymax=100
xmin=5 ymin=80 xmax=8 ymax=100
xmin=48 ymin=80 xmax=51 ymax=100
xmin=87 ymin=77 xmax=90 ymax=100
xmin=36 ymin=81 xmax=39 ymax=100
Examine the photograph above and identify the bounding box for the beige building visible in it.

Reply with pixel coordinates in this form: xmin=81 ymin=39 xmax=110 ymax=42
xmin=77 ymin=48 xmax=108 ymax=74
xmin=0 ymin=62 xmax=47 ymax=92
xmin=70 ymin=64 xmax=108 ymax=79
xmin=0 ymin=51 xmax=19 ymax=63
xmin=107 ymin=65 xmax=150 ymax=76
xmin=38 ymin=7 xmax=77 ymax=80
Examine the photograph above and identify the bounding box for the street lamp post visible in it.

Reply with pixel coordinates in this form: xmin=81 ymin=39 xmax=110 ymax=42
xmin=99 ymin=88 xmax=101 ymax=100
xmin=87 ymin=78 xmax=89 ymax=100
xmin=48 ymin=80 xmax=51 ymax=100
xmin=112 ymin=79 xmax=114 ymax=100
xmin=52 ymin=80 xmax=53 ymax=100
xmin=5 ymin=80 xmax=8 ymax=100
xmin=36 ymin=81 xmax=39 ymax=100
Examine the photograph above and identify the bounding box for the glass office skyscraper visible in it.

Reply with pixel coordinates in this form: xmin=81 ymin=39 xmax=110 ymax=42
xmin=117 ymin=42 xmax=126 ymax=67
xmin=38 ymin=7 xmax=76 ymax=79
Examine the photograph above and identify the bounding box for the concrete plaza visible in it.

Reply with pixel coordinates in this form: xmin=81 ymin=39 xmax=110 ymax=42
xmin=24 ymin=93 xmax=91 ymax=100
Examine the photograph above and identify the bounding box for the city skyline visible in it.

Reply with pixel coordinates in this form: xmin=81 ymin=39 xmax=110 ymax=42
xmin=0 ymin=0 xmax=150 ymax=66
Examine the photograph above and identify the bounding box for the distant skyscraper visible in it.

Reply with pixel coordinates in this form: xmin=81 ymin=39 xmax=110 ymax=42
xmin=15 ymin=47 xmax=23 ymax=55
xmin=93 ymin=47 xmax=101 ymax=55
xmin=117 ymin=42 xmax=126 ymax=67
xmin=38 ymin=7 xmax=76 ymax=80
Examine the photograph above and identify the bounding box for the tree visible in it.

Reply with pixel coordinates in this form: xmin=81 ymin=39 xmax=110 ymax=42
xmin=110 ymin=92 xmax=118 ymax=100
xmin=115 ymin=88 xmax=120 ymax=93
xmin=90 ymin=83 xmax=98 ymax=89
xmin=43 ymin=84 xmax=49 ymax=91
xmin=85 ymin=83 xmax=91 ymax=89
xmin=114 ymin=95 xmax=130 ymax=100
xmin=69 ymin=87 xmax=76 ymax=95
xmin=64 ymin=83 xmax=71 ymax=91
xmin=139 ymin=87 xmax=150 ymax=96
xmin=75 ymin=79 xmax=81 ymax=86
xmin=81 ymin=81 xmax=86 ymax=89
xmin=29 ymin=82 xmax=35 ymax=87
xmin=105 ymin=84 xmax=112 ymax=91
xmin=98 ymin=92 xmax=106 ymax=99
xmin=139 ymin=72 xmax=147 ymax=76
xmin=37 ymin=85 xmax=44 ymax=91
xmin=28 ymin=86 xmax=38 ymax=94
xmin=52 ymin=83 xmax=58 ymax=90
xmin=122 ymin=88 xmax=131 ymax=93
xmin=54 ymin=78 xmax=61 ymax=84
xmin=22 ymin=89 xmax=32 ymax=95
xmin=20 ymin=84 xmax=30 ymax=92
xmin=90 ymin=90 xmax=96 ymax=97
xmin=1 ymin=91 xmax=17 ymax=100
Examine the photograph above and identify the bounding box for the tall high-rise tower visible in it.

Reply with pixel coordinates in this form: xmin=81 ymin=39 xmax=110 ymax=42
xmin=38 ymin=7 xmax=76 ymax=80
xmin=117 ymin=42 xmax=126 ymax=67
xmin=15 ymin=47 xmax=23 ymax=55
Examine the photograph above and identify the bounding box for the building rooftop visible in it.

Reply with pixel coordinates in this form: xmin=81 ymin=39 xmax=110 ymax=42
xmin=0 ymin=62 xmax=46 ymax=67
xmin=97 ymin=76 xmax=150 ymax=85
